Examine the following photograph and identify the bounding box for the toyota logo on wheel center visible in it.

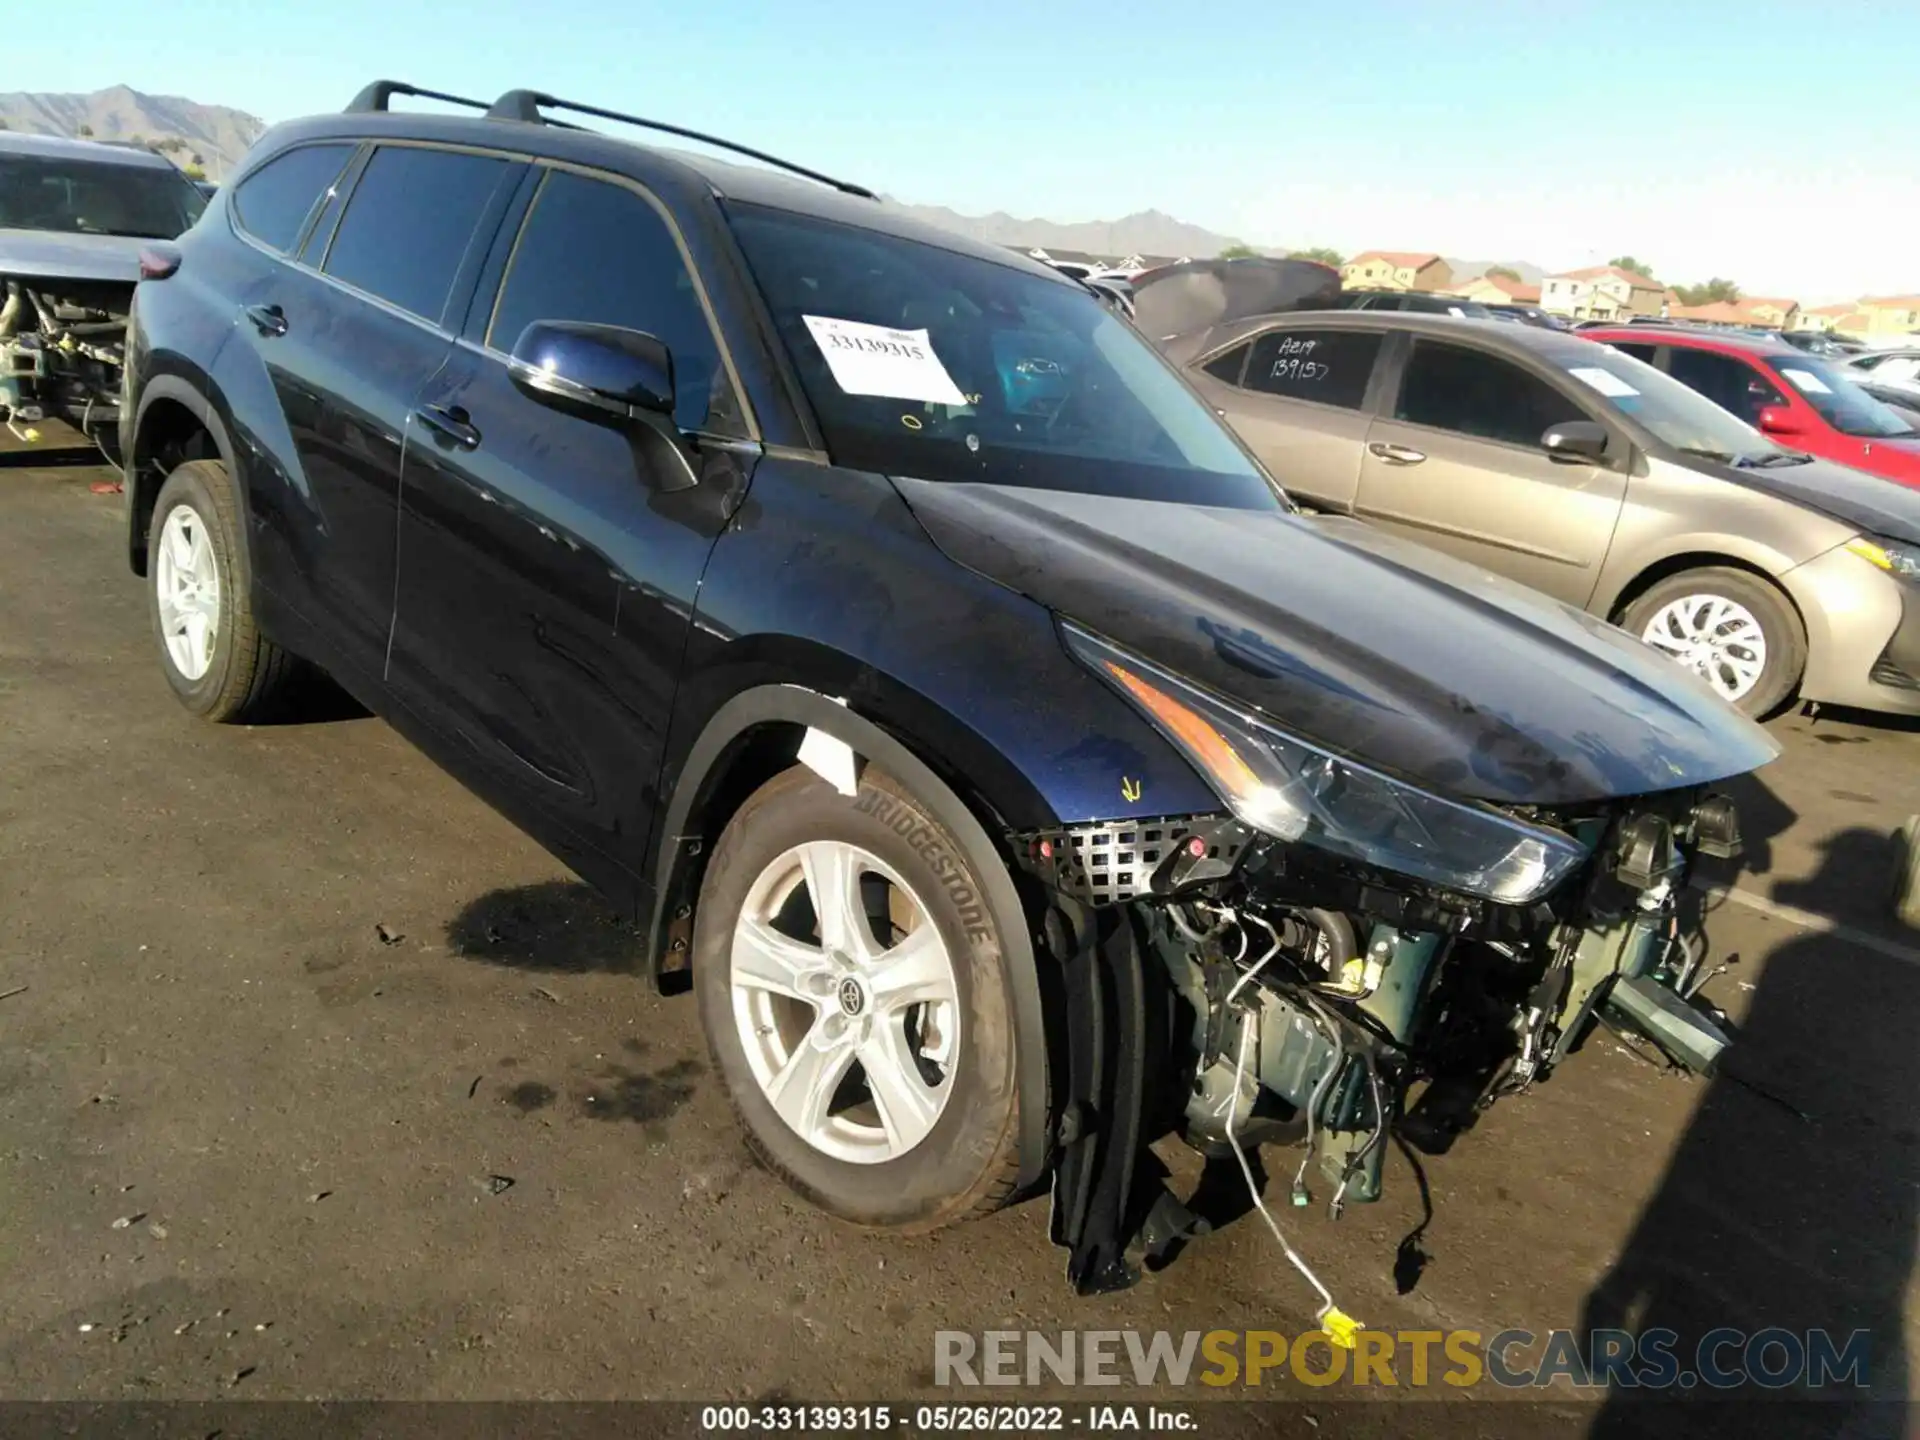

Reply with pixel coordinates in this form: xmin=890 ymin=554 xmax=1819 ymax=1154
xmin=838 ymin=977 xmax=866 ymax=1016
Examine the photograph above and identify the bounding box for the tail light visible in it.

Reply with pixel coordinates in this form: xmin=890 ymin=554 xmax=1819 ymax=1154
xmin=139 ymin=244 xmax=182 ymax=280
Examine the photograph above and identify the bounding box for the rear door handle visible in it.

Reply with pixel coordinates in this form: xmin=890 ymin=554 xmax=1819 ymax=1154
xmin=412 ymin=403 xmax=481 ymax=450
xmin=242 ymin=303 xmax=287 ymax=338
xmin=1368 ymin=441 xmax=1427 ymax=465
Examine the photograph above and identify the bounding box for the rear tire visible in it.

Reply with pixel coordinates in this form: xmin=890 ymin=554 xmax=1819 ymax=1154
xmin=692 ymin=763 xmax=1023 ymax=1231
xmin=1621 ymin=567 xmax=1804 ymax=718
xmin=147 ymin=459 xmax=301 ymax=723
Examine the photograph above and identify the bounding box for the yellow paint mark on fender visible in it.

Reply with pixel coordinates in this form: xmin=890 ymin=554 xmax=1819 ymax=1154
xmin=1120 ymin=776 xmax=1142 ymax=803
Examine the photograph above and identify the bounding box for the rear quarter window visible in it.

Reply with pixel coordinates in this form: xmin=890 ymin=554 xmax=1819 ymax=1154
xmin=1242 ymin=329 xmax=1382 ymax=409
xmin=231 ymin=144 xmax=355 ymax=254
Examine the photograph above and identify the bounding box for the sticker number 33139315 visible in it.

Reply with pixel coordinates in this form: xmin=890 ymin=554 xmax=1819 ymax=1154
xmin=803 ymin=315 xmax=969 ymax=406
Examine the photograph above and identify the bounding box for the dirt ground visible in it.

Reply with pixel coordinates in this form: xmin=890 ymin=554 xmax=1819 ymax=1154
xmin=2 ymin=457 xmax=1917 ymax=1435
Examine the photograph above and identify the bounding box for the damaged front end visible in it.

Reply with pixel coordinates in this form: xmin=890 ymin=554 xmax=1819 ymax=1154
xmin=0 ymin=273 xmax=131 ymax=448
xmin=1031 ymin=625 xmax=1751 ymax=1302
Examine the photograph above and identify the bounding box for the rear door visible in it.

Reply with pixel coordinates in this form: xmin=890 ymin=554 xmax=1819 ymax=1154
xmin=1354 ymin=336 xmax=1627 ymax=605
xmin=221 ymin=140 xmax=523 ymax=679
xmin=1190 ymin=325 xmax=1387 ymax=510
xmin=389 ymin=164 xmax=755 ymax=893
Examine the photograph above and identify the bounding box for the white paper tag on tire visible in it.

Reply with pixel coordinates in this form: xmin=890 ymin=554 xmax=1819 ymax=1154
xmin=803 ymin=316 xmax=968 ymax=405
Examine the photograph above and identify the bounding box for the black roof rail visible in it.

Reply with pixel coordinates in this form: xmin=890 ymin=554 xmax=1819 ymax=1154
xmin=346 ymin=80 xmax=493 ymax=115
xmin=484 ymin=88 xmax=876 ymax=200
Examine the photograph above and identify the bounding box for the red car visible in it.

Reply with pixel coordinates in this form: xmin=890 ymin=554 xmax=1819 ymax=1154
xmin=1585 ymin=325 xmax=1920 ymax=487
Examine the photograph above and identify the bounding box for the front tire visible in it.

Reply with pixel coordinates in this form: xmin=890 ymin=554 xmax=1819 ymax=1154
xmin=692 ymin=763 xmax=1024 ymax=1231
xmin=147 ymin=459 xmax=300 ymax=723
xmin=1621 ymin=567 xmax=1805 ymax=718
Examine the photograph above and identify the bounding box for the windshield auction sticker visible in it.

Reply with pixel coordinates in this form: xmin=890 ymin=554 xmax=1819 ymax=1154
xmin=1567 ymin=366 xmax=1639 ymax=398
xmin=803 ymin=315 xmax=968 ymax=405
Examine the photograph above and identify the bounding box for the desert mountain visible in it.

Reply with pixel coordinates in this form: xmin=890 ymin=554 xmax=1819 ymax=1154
xmin=0 ymin=85 xmax=263 ymax=178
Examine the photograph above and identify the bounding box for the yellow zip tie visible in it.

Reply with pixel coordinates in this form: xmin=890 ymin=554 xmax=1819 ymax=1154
xmin=1319 ymin=1306 xmax=1362 ymax=1350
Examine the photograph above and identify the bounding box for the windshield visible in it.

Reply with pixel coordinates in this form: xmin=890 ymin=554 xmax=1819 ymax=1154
xmin=0 ymin=153 xmax=206 ymax=239
xmin=1555 ymin=346 xmax=1776 ymax=460
xmin=724 ymin=203 xmax=1280 ymax=508
xmin=1767 ymin=356 xmax=1915 ymax=438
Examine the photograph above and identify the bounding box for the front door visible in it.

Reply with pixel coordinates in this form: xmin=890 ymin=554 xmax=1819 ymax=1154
xmin=389 ymin=165 xmax=755 ymax=892
xmin=1354 ymin=337 xmax=1627 ymax=606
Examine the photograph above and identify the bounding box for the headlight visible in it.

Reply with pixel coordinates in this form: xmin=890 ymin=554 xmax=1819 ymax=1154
xmin=1846 ymin=536 xmax=1920 ymax=581
xmin=1063 ymin=624 xmax=1591 ymax=905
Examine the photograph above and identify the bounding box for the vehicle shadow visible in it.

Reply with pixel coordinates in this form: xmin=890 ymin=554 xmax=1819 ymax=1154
xmin=1703 ymin=770 xmax=1799 ymax=888
xmin=445 ymin=879 xmax=645 ymax=974
xmin=246 ymin=668 xmax=373 ymax=726
xmin=1580 ymin=831 xmax=1918 ymax=1439
xmin=1796 ymin=701 xmax=1920 ymax=739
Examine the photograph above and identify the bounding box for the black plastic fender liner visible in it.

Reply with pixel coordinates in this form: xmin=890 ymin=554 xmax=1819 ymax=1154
xmin=126 ymin=373 xmax=241 ymax=574
xmin=648 ymin=682 xmax=1054 ymax=1195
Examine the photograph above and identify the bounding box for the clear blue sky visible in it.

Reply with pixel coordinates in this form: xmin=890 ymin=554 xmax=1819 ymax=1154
xmin=52 ymin=0 xmax=1920 ymax=299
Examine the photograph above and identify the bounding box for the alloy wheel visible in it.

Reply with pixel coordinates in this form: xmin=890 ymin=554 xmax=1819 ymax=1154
xmin=155 ymin=504 xmax=222 ymax=682
xmin=1640 ymin=593 xmax=1768 ymax=703
xmin=729 ymin=839 xmax=960 ymax=1164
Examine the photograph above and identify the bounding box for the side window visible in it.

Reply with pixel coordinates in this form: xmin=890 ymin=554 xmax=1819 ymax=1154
xmin=1242 ymin=329 xmax=1382 ymax=409
xmin=1667 ymin=349 xmax=1780 ymax=424
xmin=230 ymin=144 xmax=354 ymax=254
xmin=324 ymin=146 xmax=514 ymax=324
xmin=1201 ymin=345 xmax=1248 ymax=384
xmin=487 ymin=169 xmax=736 ymax=436
xmin=1393 ymin=341 xmax=1586 ymax=448
xmin=1609 ymin=342 xmax=1658 ymax=364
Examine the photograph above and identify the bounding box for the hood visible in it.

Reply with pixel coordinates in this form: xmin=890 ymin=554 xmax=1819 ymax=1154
xmin=1683 ymin=451 xmax=1920 ymax=544
xmin=892 ymin=479 xmax=1781 ymax=807
xmin=1131 ymin=257 xmax=1343 ymax=341
xmin=0 ymin=229 xmax=144 ymax=286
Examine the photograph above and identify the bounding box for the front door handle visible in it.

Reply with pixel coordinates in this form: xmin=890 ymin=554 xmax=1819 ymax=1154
xmin=242 ymin=303 xmax=287 ymax=338
xmin=1368 ymin=441 xmax=1427 ymax=465
xmin=412 ymin=403 xmax=481 ymax=450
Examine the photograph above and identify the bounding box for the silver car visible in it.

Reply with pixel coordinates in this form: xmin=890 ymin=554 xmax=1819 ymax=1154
xmin=1160 ymin=308 xmax=1920 ymax=718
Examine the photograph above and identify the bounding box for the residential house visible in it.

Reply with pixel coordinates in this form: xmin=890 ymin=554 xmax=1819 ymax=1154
xmin=1666 ymin=296 xmax=1802 ymax=331
xmin=1667 ymin=301 xmax=1749 ymax=327
xmin=1792 ymin=303 xmax=1854 ymax=333
xmin=1735 ymin=296 xmax=1800 ymax=329
xmin=1858 ymin=295 xmax=1920 ymax=342
xmin=1339 ymin=251 xmax=1453 ymax=292
xmin=1539 ymin=265 xmax=1664 ymax=320
xmin=1451 ymin=272 xmax=1542 ymax=307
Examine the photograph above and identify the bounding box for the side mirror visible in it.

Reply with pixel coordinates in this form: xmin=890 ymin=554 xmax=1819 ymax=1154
xmin=1756 ymin=405 xmax=1802 ymax=437
xmin=1541 ymin=419 xmax=1609 ymax=462
xmin=509 ymin=320 xmax=675 ymax=421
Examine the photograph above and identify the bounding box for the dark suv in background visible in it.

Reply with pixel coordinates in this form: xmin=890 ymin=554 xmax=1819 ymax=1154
xmin=119 ymin=80 xmax=1772 ymax=1296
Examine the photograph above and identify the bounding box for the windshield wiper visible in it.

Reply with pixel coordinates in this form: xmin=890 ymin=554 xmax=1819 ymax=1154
xmin=1738 ymin=451 xmax=1814 ymax=468
xmin=1677 ymin=446 xmax=1735 ymax=464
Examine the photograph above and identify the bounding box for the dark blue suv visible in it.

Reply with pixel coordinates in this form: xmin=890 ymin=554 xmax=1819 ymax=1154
xmin=121 ymin=81 xmax=1774 ymax=1299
